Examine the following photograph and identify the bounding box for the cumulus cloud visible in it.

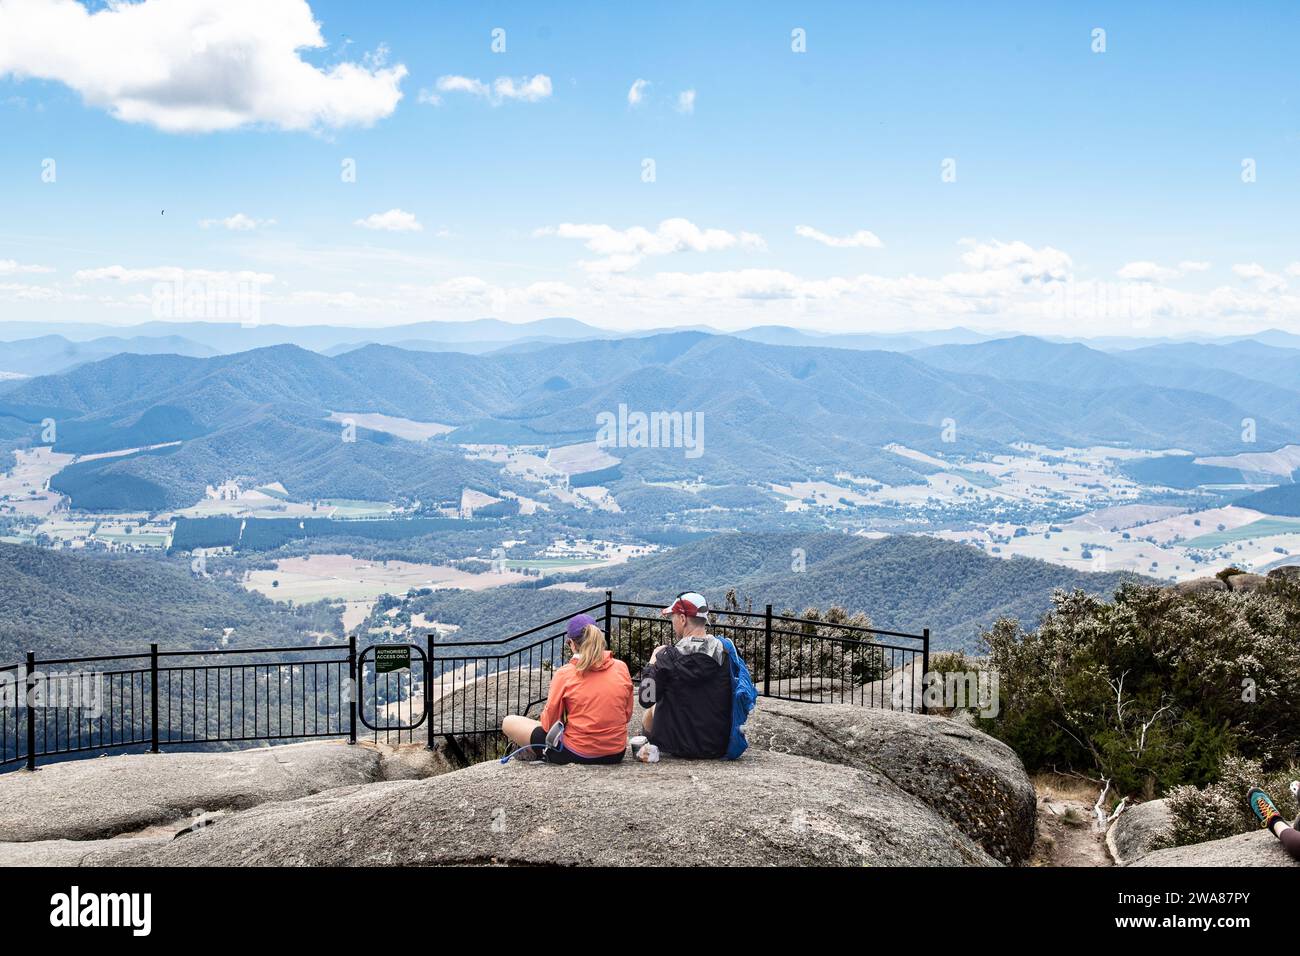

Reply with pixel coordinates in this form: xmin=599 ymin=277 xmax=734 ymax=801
xmin=74 ymin=265 xmax=274 ymax=284
xmin=1117 ymin=260 xmax=1210 ymax=281
xmin=0 ymin=259 xmax=54 ymax=274
xmin=627 ymin=78 xmax=648 ymax=106
xmin=0 ymin=0 xmax=407 ymax=133
xmin=536 ymin=218 xmax=763 ymax=272
xmin=432 ymin=73 xmax=552 ymax=105
xmin=200 ymin=213 xmax=274 ymax=231
xmin=957 ymin=238 xmax=1072 ymax=284
xmin=676 ymin=89 xmax=696 ymax=114
xmin=354 ymin=209 xmax=422 ymax=232
xmin=1117 ymin=261 xmax=1180 ymax=282
xmin=794 ymin=225 xmax=883 ymax=249
xmin=1233 ymin=262 xmax=1287 ymax=292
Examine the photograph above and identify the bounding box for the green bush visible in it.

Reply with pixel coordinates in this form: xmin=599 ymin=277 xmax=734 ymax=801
xmin=977 ymin=580 xmax=1300 ymax=798
xmin=1166 ymin=755 xmax=1300 ymax=847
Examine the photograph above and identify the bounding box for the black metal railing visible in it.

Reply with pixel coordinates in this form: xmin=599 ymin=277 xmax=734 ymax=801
xmin=2 ymin=593 xmax=927 ymax=772
xmin=427 ymin=594 xmax=928 ymax=761
xmin=0 ymin=635 xmax=434 ymax=772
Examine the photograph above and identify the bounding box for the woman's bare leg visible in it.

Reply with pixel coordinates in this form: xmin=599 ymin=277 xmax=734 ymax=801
xmin=641 ymin=705 xmax=655 ymax=736
xmin=501 ymin=715 xmax=542 ymax=756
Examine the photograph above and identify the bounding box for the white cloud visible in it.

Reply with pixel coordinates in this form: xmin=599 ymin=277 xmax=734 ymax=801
xmin=354 ymin=209 xmax=422 ymax=232
xmin=0 ymin=259 xmax=54 ymax=274
xmin=536 ymin=218 xmax=762 ymax=271
xmin=627 ymin=78 xmax=648 ymax=106
xmin=1117 ymin=260 xmax=1210 ymax=281
xmin=794 ymin=225 xmax=883 ymax=249
xmin=0 ymin=0 xmax=406 ymax=133
xmin=1285 ymin=262 xmax=1300 ymax=277
xmin=676 ymin=89 xmax=696 ymax=114
xmin=1117 ymin=261 xmax=1179 ymax=282
xmin=433 ymin=73 xmax=552 ymax=105
xmin=200 ymin=213 xmax=274 ymax=231
xmin=1233 ymin=262 xmax=1287 ymax=292
xmin=957 ymin=238 xmax=1072 ymax=283
xmin=73 ymin=265 xmax=274 ymax=284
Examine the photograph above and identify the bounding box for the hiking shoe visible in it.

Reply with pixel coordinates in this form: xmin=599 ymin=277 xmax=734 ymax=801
xmin=1247 ymin=787 xmax=1282 ymax=830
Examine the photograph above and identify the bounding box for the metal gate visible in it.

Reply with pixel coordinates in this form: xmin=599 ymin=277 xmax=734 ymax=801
xmin=356 ymin=643 xmax=428 ymax=742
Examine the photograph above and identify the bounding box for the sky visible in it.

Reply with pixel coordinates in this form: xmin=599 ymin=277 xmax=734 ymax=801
xmin=0 ymin=0 xmax=1299 ymax=337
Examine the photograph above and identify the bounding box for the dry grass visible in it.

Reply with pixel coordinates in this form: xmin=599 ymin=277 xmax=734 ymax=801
xmin=1033 ymin=771 xmax=1102 ymax=804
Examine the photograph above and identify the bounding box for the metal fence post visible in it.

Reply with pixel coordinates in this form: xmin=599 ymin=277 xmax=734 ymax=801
xmin=919 ymin=628 xmax=931 ymax=715
xmin=149 ymin=644 xmax=160 ymax=753
xmin=348 ymin=634 xmax=358 ymax=745
xmin=604 ymin=590 xmax=613 ymax=655
xmin=425 ymin=633 xmax=434 ymax=751
xmin=763 ymin=605 xmax=773 ymax=698
xmin=24 ymin=652 xmax=36 ymax=771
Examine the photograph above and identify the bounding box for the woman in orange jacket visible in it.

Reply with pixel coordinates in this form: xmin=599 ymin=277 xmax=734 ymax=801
xmin=501 ymin=614 xmax=633 ymax=764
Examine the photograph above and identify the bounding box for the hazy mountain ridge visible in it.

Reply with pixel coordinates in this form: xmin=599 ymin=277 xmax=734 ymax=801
xmin=3 ymin=329 xmax=1298 ymax=512
xmin=574 ymin=532 xmax=1148 ymax=650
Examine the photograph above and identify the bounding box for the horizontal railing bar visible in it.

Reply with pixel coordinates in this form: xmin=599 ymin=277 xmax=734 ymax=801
xmin=32 ymin=644 xmax=348 ymax=667
xmin=430 ymin=603 xmax=604 ymax=647
xmin=160 ymin=645 xmax=347 ymax=658
xmin=33 ymin=652 xmax=153 ymax=666
xmin=610 ymin=602 xmax=925 ymax=641
xmin=768 ymin=614 xmax=926 ymax=640
xmin=159 ymin=659 xmax=347 ymax=673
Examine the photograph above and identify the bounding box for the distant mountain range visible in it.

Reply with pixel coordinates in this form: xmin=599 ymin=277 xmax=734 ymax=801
xmin=4 ymin=316 xmax=1298 ymax=376
xmin=1 ymin=329 xmax=1297 ymax=513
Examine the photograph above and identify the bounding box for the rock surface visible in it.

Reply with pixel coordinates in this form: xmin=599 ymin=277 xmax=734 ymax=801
xmin=1128 ymin=828 xmax=1298 ymax=867
xmin=1225 ymin=573 xmax=1267 ymax=593
xmin=94 ymin=750 xmax=998 ymax=867
xmin=0 ymin=696 xmax=1034 ymax=867
xmin=0 ymin=740 xmax=447 ymax=843
xmin=745 ymin=699 xmax=1036 ymax=864
xmin=1106 ymin=798 xmax=1173 ymax=865
xmin=1172 ymin=577 xmax=1227 ymax=595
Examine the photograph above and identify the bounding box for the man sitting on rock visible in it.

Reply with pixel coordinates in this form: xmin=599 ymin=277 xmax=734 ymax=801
xmin=638 ymin=592 xmax=732 ymax=759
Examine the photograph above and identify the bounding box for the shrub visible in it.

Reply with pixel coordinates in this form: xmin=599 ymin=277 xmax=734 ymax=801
xmin=977 ymin=580 xmax=1300 ymax=797
xmin=1166 ymin=755 xmax=1300 ymax=846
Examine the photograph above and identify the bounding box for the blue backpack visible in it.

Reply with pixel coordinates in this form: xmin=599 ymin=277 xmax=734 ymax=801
xmin=718 ymin=636 xmax=758 ymax=759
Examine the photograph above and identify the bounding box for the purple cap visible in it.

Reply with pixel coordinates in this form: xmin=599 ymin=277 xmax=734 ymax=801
xmin=566 ymin=614 xmax=597 ymax=640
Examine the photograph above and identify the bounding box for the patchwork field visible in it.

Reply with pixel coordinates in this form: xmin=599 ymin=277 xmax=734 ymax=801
xmin=243 ymin=553 xmax=530 ymax=604
xmin=0 ymin=447 xmax=74 ymax=516
xmin=327 ymin=411 xmax=454 ymax=442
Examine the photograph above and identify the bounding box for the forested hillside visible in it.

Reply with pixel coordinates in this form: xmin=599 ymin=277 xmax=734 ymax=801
xmin=0 ymin=543 xmax=341 ymax=662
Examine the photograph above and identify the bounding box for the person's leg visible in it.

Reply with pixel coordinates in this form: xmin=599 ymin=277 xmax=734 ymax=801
xmin=1277 ymin=824 xmax=1300 ymax=862
xmin=1247 ymin=787 xmax=1300 ymax=862
xmin=641 ymin=704 xmax=655 ymax=735
xmin=502 ymin=715 xmax=542 ymax=758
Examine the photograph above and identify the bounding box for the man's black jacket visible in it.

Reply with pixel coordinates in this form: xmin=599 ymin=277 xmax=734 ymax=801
xmin=638 ymin=634 xmax=731 ymax=759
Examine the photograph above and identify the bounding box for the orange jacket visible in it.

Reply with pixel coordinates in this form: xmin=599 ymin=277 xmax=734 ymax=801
xmin=540 ymin=651 xmax=633 ymax=758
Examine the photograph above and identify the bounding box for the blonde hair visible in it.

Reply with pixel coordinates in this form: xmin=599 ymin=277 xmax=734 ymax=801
xmin=572 ymin=623 xmax=607 ymax=673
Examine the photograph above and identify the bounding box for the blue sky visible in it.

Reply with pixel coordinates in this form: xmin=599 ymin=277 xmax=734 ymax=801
xmin=0 ymin=0 xmax=1298 ymax=335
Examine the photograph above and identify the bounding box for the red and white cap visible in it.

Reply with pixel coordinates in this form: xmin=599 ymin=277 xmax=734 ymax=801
xmin=662 ymin=591 xmax=709 ymax=619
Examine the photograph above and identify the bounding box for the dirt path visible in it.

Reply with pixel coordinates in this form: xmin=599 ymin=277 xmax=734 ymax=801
xmin=1029 ymin=774 xmax=1113 ymax=867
